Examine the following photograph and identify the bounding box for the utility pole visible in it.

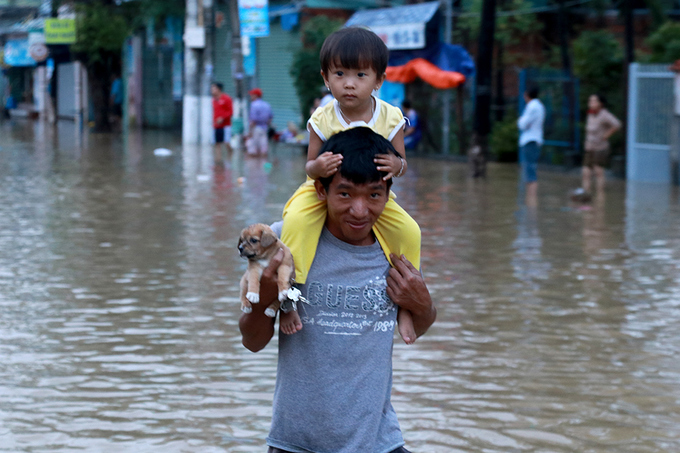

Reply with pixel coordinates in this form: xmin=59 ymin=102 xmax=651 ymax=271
xmin=201 ymin=0 xmax=215 ymax=145
xmin=441 ymin=0 xmax=453 ymax=155
xmin=182 ymin=0 xmax=214 ymax=145
xmin=556 ymin=0 xmax=575 ymax=158
xmin=470 ymin=0 xmax=496 ymax=177
xmin=183 ymin=0 xmax=201 ymax=143
xmin=228 ymin=0 xmax=247 ymax=142
xmin=622 ymin=0 xmax=634 ymax=157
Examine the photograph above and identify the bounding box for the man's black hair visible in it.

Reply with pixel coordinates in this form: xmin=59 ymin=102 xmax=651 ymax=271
xmin=317 ymin=127 xmax=400 ymax=192
xmin=526 ymin=85 xmax=540 ymax=99
xmin=402 ymin=100 xmax=412 ymax=109
xmin=320 ymin=27 xmax=389 ymax=75
xmin=212 ymin=81 xmax=224 ymax=91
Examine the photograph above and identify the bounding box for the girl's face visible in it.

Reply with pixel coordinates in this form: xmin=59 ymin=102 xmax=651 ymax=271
xmin=322 ymin=65 xmax=385 ymax=112
xmin=588 ymin=95 xmax=602 ymax=112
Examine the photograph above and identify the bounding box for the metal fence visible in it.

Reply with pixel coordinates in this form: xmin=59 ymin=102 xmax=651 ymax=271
xmin=519 ymin=68 xmax=580 ymax=165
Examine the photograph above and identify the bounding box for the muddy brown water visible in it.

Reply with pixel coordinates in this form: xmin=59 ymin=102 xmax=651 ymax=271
xmin=1 ymin=120 xmax=679 ymax=452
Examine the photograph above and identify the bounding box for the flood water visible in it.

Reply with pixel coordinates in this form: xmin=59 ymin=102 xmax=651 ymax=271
xmin=2 ymin=120 xmax=680 ymax=452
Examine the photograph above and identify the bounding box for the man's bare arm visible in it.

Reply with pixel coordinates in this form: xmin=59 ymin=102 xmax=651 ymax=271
xmin=386 ymin=254 xmax=437 ymax=338
xmin=239 ymin=249 xmax=285 ymax=352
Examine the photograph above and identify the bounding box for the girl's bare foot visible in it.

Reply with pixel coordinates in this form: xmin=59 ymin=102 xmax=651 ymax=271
xmin=280 ymin=310 xmax=303 ymax=335
xmin=397 ymin=307 xmax=416 ymax=345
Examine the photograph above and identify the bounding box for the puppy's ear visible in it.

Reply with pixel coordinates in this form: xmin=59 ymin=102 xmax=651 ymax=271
xmin=260 ymin=231 xmax=277 ymax=248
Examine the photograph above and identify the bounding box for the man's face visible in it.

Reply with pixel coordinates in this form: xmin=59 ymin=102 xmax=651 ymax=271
xmin=315 ymin=173 xmax=389 ymax=246
xmin=211 ymin=84 xmax=219 ymax=98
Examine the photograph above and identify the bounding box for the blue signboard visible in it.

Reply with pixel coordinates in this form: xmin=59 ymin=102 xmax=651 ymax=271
xmin=238 ymin=0 xmax=269 ymax=37
xmin=3 ymin=40 xmax=37 ymax=67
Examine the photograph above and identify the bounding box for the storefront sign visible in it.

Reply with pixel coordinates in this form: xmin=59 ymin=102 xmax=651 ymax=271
xmin=238 ymin=0 xmax=269 ymax=38
xmin=3 ymin=40 xmax=37 ymax=67
xmin=29 ymin=43 xmax=49 ymax=62
xmin=45 ymin=19 xmax=77 ymax=44
xmin=371 ymin=23 xmax=426 ymax=50
xmin=28 ymin=31 xmax=48 ymax=62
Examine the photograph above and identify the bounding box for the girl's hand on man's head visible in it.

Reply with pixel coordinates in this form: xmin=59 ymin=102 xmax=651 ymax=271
xmin=316 ymin=151 xmax=343 ymax=178
xmin=374 ymin=153 xmax=401 ymax=180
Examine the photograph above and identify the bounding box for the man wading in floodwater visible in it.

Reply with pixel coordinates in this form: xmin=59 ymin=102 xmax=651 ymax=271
xmin=239 ymin=128 xmax=437 ymax=453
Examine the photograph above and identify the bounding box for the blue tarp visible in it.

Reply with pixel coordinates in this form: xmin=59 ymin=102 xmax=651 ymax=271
xmin=345 ymin=2 xmax=475 ymax=78
xmin=390 ymin=42 xmax=476 ymax=78
xmin=269 ymin=3 xmax=300 ymax=31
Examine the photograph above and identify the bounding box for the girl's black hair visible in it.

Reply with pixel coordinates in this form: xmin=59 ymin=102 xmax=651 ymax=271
xmin=320 ymin=27 xmax=389 ymax=75
xmin=318 ymin=127 xmax=400 ymax=192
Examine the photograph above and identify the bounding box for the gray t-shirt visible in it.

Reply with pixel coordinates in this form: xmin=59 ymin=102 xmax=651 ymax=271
xmin=267 ymin=223 xmax=404 ymax=453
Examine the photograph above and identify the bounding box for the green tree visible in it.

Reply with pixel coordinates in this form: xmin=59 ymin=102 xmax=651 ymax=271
xmin=646 ymin=21 xmax=680 ymax=63
xmin=66 ymin=0 xmax=184 ymax=131
xmin=572 ymin=30 xmax=624 ymax=116
xmin=455 ymin=0 xmax=542 ymax=50
xmin=289 ymin=16 xmax=342 ymax=124
xmin=455 ymin=0 xmax=543 ymax=123
xmin=71 ymin=1 xmax=131 ymax=131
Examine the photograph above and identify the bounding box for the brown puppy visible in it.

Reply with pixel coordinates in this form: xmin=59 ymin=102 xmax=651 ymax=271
xmin=238 ymin=223 xmax=295 ymax=317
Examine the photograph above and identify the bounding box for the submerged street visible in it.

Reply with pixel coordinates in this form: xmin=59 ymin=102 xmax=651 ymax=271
xmin=1 ymin=120 xmax=680 ymax=452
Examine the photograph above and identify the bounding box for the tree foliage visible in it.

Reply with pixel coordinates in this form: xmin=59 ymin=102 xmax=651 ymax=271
xmin=62 ymin=0 xmax=184 ymax=131
xmin=71 ymin=1 xmax=131 ymax=67
xmin=646 ymin=21 xmax=680 ymax=63
xmin=289 ymin=16 xmax=343 ymax=123
xmin=489 ymin=111 xmax=519 ymax=161
xmin=70 ymin=0 xmax=185 ymax=66
xmin=572 ymin=30 xmax=624 ymax=116
xmin=455 ymin=0 xmax=543 ymax=49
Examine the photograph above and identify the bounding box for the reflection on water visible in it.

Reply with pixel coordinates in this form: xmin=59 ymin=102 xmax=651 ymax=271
xmin=2 ymin=121 xmax=680 ymax=452
xmin=512 ymin=206 xmax=551 ymax=287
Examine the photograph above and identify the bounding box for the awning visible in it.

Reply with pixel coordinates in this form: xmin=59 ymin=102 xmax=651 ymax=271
xmin=390 ymin=42 xmax=476 ymax=79
xmin=269 ymin=2 xmax=302 ymax=31
xmin=345 ymin=2 xmax=475 ymax=89
xmin=345 ymin=2 xmax=440 ymax=51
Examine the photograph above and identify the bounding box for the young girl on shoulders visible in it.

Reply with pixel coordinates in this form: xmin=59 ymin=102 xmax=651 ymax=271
xmin=280 ymin=27 xmax=421 ymax=344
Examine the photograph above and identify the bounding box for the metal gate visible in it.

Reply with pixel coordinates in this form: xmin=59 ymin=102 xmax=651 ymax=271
xmin=627 ymin=63 xmax=674 ymax=183
xmin=519 ymin=68 xmax=580 ymax=165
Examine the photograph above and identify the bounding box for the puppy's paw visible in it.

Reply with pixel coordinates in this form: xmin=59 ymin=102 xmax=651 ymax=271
xmin=264 ymin=308 xmax=277 ymax=318
xmin=246 ymin=292 xmax=260 ymax=303
xmin=278 ymin=290 xmax=289 ymax=302
xmin=241 ymin=305 xmax=252 ymax=314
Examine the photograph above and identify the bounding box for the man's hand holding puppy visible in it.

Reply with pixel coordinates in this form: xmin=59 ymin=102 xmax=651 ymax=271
xmin=239 ymin=249 xmax=284 ymax=352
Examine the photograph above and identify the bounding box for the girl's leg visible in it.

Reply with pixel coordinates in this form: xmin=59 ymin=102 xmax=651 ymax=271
xmin=281 ymin=182 xmax=327 ymax=284
xmin=372 ymin=197 xmax=421 ymax=270
xmin=373 ymin=198 xmax=420 ymax=344
xmin=397 ymin=307 xmax=416 ymax=344
xmin=279 ymin=310 xmax=303 ymax=335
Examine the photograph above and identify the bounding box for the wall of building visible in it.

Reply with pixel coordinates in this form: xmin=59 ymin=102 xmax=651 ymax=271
xmin=256 ymin=19 xmax=302 ymax=130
